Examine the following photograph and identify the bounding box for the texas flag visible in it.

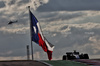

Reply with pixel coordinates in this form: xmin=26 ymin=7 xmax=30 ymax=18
xmin=30 ymin=11 xmax=54 ymax=60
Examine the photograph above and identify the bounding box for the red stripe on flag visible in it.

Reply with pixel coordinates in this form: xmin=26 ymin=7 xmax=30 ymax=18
xmin=38 ymin=33 xmax=52 ymax=60
xmin=47 ymin=50 xmax=52 ymax=60
xmin=38 ymin=33 xmax=47 ymax=52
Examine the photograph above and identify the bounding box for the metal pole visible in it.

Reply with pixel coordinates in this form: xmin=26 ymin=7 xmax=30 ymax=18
xmin=28 ymin=6 xmax=34 ymax=60
xmin=26 ymin=45 xmax=30 ymax=60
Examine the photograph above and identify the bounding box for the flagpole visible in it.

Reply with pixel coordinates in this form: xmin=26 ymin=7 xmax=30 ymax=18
xmin=28 ymin=6 xmax=34 ymax=60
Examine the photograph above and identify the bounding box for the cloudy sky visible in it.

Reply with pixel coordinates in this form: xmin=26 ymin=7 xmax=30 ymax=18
xmin=0 ymin=0 xmax=100 ymax=60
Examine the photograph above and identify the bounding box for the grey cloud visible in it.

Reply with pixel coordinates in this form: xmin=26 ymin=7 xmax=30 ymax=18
xmin=60 ymin=26 xmax=68 ymax=31
xmin=53 ymin=28 xmax=91 ymax=48
xmin=8 ymin=0 xmax=16 ymax=6
xmin=17 ymin=0 xmax=30 ymax=6
xmin=37 ymin=0 xmax=100 ymax=12
xmin=37 ymin=11 xmax=86 ymax=22
xmin=0 ymin=1 xmax=5 ymax=8
xmin=0 ymin=33 xmax=29 ymax=57
xmin=0 ymin=17 xmax=8 ymax=27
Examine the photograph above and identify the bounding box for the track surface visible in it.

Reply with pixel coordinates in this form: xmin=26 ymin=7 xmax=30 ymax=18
xmin=0 ymin=60 xmax=99 ymax=66
xmin=0 ymin=60 xmax=48 ymax=66
xmin=73 ymin=59 xmax=100 ymax=66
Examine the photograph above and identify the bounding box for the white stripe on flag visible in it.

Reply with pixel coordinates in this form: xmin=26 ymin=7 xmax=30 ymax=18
xmin=37 ymin=23 xmax=44 ymax=40
xmin=45 ymin=40 xmax=55 ymax=51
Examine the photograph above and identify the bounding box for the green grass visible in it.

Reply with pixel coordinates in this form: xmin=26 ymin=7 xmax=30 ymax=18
xmin=44 ymin=60 xmax=89 ymax=66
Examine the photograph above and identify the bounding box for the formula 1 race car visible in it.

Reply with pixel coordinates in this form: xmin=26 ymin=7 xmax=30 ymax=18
xmin=62 ymin=50 xmax=89 ymax=60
